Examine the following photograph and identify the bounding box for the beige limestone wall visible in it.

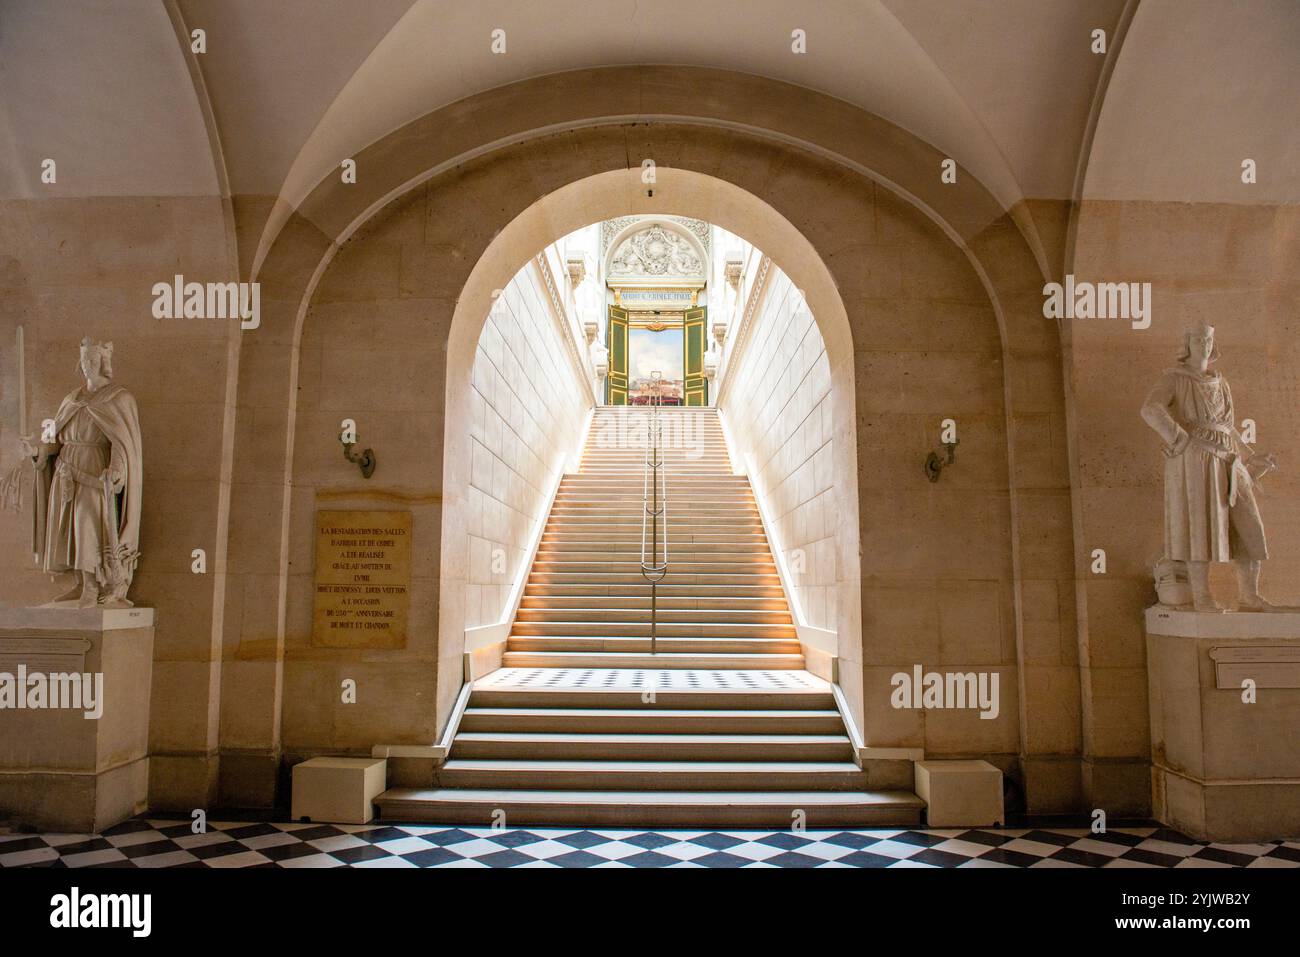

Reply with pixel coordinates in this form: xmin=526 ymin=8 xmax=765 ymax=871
xmin=716 ymin=184 xmax=1027 ymax=775
xmin=850 ymin=188 xmax=1024 ymax=769
xmin=1064 ymin=199 xmax=1300 ymax=813
xmin=720 ymin=265 xmax=837 ymax=633
xmin=225 ymin=94 xmax=1080 ymax=809
xmin=0 ymin=195 xmax=240 ymax=810
xmin=465 ymin=258 xmax=590 ymax=629
xmin=270 ymin=188 xmax=449 ymax=767
xmin=265 ymin=188 xmax=590 ymax=774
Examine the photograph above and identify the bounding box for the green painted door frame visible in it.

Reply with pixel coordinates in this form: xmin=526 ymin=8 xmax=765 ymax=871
xmin=683 ymin=306 xmax=708 ymax=406
xmin=605 ymin=305 xmax=629 ymax=405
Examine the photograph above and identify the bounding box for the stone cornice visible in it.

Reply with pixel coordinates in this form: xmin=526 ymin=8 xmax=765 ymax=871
xmin=713 ymin=254 xmax=771 ymax=406
xmin=533 ymin=249 xmax=597 ymax=405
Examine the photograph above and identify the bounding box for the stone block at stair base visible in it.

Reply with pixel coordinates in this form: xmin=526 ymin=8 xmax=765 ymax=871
xmin=291 ymin=757 xmax=387 ymax=824
xmin=0 ymin=606 xmax=154 ymax=832
xmin=1146 ymin=607 xmax=1300 ymax=843
xmin=914 ymin=759 xmax=1004 ymax=827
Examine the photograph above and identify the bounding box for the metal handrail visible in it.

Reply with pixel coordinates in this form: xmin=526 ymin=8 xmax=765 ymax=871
xmin=639 ymin=377 xmax=669 ymax=655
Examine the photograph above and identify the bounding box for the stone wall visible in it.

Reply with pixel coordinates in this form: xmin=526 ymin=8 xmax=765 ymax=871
xmin=847 ymin=188 xmax=1024 ymax=772
xmin=1064 ymin=199 xmax=1300 ymax=812
xmin=261 ymin=191 xmax=590 ymax=782
xmin=0 ymin=103 xmax=1076 ymax=811
xmin=237 ymin=189 xmax=454 ymax=785
xmin=0 ymin=195 xmax=239 ymax=809
xmin=464 ymin=256 xmax=590 ymax=630
xmin=720 ymin=264 xmax=838 ymax=633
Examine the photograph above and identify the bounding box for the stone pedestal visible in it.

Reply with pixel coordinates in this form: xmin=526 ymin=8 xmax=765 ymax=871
xmin=291 ymin=756 xmax=387 ymax=824
xmin=914 ymin=759 xmax=1004 ymax=827
xmin=0 ymin=606 xmax=154 ymax=832
xmin=1146 ymin=607 xmax=1300 ymax=842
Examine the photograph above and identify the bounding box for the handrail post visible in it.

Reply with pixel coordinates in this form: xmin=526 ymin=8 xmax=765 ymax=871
xmin=639 ymin=373 xmax=668 ymax=656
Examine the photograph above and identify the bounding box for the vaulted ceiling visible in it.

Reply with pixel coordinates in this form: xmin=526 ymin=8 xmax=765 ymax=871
xmin=2 ymin=0 xmax=1297 ymax=208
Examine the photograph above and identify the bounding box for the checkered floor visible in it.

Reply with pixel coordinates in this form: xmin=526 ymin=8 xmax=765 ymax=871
xmin=4 ymin=819 xmax=1300 ymax=868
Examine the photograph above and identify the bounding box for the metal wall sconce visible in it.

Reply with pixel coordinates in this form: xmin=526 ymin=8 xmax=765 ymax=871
xmin=924 ymin=440 xmax=958 ymax=483
xmin=341 ymin=433 xmax=376 ymax=479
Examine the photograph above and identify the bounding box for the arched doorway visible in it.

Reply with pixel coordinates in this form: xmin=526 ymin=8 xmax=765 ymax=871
xmin=439 ymin=166 xmax=863 ymax=732
xmin=600 ymin=217 xmax=711 ymax=407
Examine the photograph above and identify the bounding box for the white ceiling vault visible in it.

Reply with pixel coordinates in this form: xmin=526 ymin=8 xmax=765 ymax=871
xmin=1 ymin=0 xmax=1296 ymax=206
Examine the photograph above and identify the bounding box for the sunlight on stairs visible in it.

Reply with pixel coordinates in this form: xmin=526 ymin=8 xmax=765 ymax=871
xmin=378 ymin=407 xmax=922 ymax=827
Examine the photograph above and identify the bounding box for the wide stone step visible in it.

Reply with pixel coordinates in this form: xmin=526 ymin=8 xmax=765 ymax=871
xmin=582 ymin=452 xmax=731 ymax=459
xmin=581 ymin=456 xmax=730 ymax=461
xmin=511 ymin=620 xmax=795 ymax=638
xmin=540 ymin=527 xmax=769 ymax=540
xmin=519 ymin=594 xmax=789 ymax=610
xmin=506 ymin=636 xmax=802 ymax=654
xmin=547 ymin=509 xmax=759 ymax=521
xmin=523 ymin=583 xmax=786 ymax=599
xmin=540 ymin=527 xmax=767 ymax=541
xmin=542 ymin=517 xmax=764 ymax=529
xmin=560 ymin=480 xmax=748 ymax=490
xmin=432 ymin=759 xmax=870 ymax=791
xmin=528 ymin=572 xmax=782 ymax=585
xmin=577 ymin=464 xmax=733 ymax=471
xmin=451 ymin=732 xmax=854 ymax=761
xmin=530 ymin=562 xmax=776 ymax=575
xmin=537 ymin=539 xmax=768 ymax=551
xmin=470 ymin=669 xmax=832 ymax=703
xmin=552 ymin=496 xmax=753 ymax=506
xmin=459 ymin=707 xmax=846 ymax=734
xmin=532 ymin=550 xmax=773 ymax=564
xmin=515 ymin=606 xmax=792 ymax=623
xmin=500 ymin=651 xmax=805 ymax=669
xmin=537 ymin=540 xmax=768 ymax=553
xmin=376 ymin=788 xmax=923 ymax=827
xmin=577 ymin=470 xmax=736 ymax=478
xmin=470 ymin=689 xmax=835 ymax=711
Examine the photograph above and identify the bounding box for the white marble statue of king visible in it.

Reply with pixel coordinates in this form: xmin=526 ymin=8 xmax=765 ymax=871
xmin=19 ymin=337 xmax=143 ymax=607
xmin=1141 ymin=322 xmax=1277 ymax=612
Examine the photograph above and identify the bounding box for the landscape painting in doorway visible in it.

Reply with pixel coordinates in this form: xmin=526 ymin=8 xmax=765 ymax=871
xmin=629 ymin=326 xmax=684 ymax=404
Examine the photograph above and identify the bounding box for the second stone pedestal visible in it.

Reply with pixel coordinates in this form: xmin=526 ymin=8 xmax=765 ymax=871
xmin=0 ymin=605 xmax=154 ymax=832
xmin=1146 ymin=606 xmax=1300 ymax=842
xmin=914 ymin=759 xmax=1004 ymax=827
xmin=291 ymin=756 xmax=388 ymax=825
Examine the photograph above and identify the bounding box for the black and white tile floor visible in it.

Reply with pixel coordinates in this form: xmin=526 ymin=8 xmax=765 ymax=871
xmin=4 ymin=819 xmax=1300 ymax=868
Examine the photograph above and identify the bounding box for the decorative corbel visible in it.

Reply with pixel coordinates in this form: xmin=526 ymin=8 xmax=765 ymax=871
xmin=724 ymin=255 xmax=744 ymax=290
xmin=566 ymin=256 xmax=587 ymax=288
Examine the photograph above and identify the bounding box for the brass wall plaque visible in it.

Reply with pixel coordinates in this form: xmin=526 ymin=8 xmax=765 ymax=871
xmin=312 ymin=510 xmax=411 ymax=649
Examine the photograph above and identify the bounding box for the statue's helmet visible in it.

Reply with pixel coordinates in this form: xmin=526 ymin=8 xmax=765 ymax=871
xmin=1176 ymin=321 xmax=1220 ymax=364
xmin=78 ymin=337 xmax=114 ymax=377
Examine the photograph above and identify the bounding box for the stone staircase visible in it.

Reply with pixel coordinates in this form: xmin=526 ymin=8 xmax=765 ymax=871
xmin=378 ymin=406 xmax=922 ymax=827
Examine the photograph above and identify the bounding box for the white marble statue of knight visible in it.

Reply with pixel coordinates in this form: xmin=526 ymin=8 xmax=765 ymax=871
xmin=18 ymin=337 xmax=143 ymax=607
xmin=1141 ymin=322 xmax=1276 ymax=612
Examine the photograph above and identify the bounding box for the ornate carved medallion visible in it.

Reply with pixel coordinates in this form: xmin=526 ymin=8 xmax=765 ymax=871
xmin=608 ymin=224 xmax=704 ymax=280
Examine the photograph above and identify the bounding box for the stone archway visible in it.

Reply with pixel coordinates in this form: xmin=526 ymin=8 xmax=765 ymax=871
xmin=219 ymin=69 xmax=1079 ymax=814
xmin=438 ymin=167 xmax=863 ymax=734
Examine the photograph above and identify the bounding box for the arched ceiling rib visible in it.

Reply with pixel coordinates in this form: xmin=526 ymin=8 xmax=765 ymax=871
xmin=173 ymin=0 xmax=416 ymax=196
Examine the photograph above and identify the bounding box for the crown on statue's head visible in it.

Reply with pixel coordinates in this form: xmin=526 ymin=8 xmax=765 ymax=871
xmin=78 ymin=337 xmax=115 ymax=377
xmin=1177 ymin=321 xmax=1220 ymax=364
